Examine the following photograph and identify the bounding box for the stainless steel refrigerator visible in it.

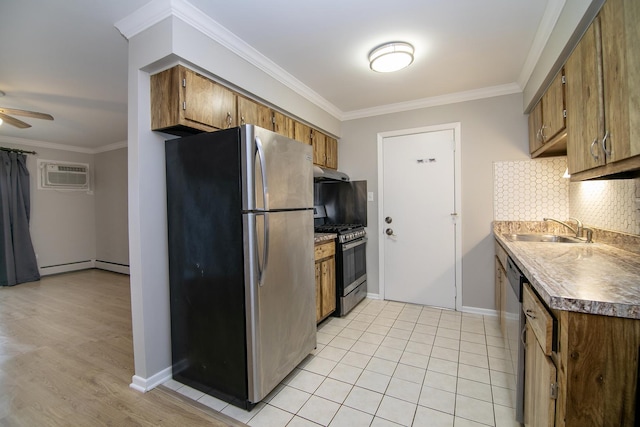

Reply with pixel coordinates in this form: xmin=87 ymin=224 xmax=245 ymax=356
xmin=165 ymin=125 xmax=316 ymax=410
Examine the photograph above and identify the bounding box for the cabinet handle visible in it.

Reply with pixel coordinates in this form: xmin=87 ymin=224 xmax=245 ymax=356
xmin=226 ymin=112 xmax=233 ymax=128
xmin=540 ymin=125 xmax=547 ymax=141
xmin=521 ymin=326 xmax=527 ymax=346
xmin=525 ymin=309 xmax=536 ymax=319
xmin=590 ymin=138 xmax=600 ymax=161
xmin=601 ymin=130 xmax=611 ymax=157
xmin=241 ymin=116 xmax=246 ymax=125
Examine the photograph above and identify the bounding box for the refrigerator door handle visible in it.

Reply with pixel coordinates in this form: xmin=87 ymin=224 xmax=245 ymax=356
xmin=255 ymin=136 xmax=269 ymax=211
xmin=257 ymin=212 xmax=270 ymax=287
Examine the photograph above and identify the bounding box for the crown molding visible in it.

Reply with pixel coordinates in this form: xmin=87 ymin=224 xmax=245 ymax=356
xmin=115 ymin=0 xmax=540 ymax=123
xmin=517 ymin=0 xmax=566 ymax=90
xmin=114 ymin=0 xmax=172 ymax=40
xmin=115 ymin=0 xmax=343 ymax=120
xmin=342 ymin=83 xmax=522 ymax=121
xmin=0 ymin=135 xmax=126 ymax=154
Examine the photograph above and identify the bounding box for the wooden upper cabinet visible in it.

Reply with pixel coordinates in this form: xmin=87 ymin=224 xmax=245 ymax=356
xmin=312 ymin=130 xmax=326 ymax=166
xmin=541 ymin=70 xmax=566 ymax=143
xmin=529 ymin=69 xmax=566 ymax=158
xmin=237 ymin=96 xmax=272 ymax=130
xmin=600 ymin=0 xmax=639 ymax=163
xmin=565 ymin=20 xmax=604 ymax=174
xmin=566 ymin=0 xmax=640 ymax=179
xmin=528 ymin=101 xmax=544 ymax=154
xmin=273 ymin=111 xmax=294 ymax=138
xmin=151 ymin=65 xmax=236 ymax=136
xmin=294 ymin=121 xmax=312 ymax=145
xmin=325 ymin=136 xmax=338 ymax=170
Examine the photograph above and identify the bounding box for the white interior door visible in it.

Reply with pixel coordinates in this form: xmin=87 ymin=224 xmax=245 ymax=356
xmin=382 ymin=129 xmax=458 ymax=309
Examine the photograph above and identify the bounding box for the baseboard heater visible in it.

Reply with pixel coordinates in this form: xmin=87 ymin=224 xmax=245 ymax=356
xmin=95 ymin=260 xmax=130 ymax=275
xmin=40 ymin=260 xmax=94 ymax=276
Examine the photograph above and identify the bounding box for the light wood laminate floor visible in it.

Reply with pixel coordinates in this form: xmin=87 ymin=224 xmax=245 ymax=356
xmin=0 ymin=269 xmax=244 ymax=426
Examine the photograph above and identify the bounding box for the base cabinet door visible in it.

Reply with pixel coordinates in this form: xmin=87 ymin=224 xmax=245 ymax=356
xmin=524 ymin=325 xmax=557 ymax=427
xmin=315 ymin=241 xmax=336 ymax=323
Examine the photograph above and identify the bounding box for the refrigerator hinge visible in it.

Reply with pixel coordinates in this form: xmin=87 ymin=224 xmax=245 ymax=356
xmin=550 ymin=382 xmax=558 ymax=400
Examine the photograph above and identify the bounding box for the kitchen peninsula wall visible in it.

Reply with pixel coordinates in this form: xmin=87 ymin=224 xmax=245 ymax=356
xmin=494 ymin=156 xmax=640 ymax=236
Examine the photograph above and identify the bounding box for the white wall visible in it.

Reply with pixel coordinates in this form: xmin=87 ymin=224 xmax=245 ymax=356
xmin=340 ymin=93 xmax=529 ymax=311
xmin=95 ymin=147 xmax=129 ymax=268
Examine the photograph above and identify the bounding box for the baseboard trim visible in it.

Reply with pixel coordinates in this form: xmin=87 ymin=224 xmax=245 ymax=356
xmin=461 ymin=306 xmax=498 ymax=317
xmin=95 ymin=261 xmax=130 ymax=275
xmin=130 ymin=366 xmax=172 ymax=393
xmin=39 ymin=260 xmax=95 ymax=276
xmin=366 ymin=293 xmax=381 ymax=300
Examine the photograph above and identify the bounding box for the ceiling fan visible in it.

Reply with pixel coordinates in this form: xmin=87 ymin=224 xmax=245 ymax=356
xmin=0 ymin=107 xmax=54 ymax=129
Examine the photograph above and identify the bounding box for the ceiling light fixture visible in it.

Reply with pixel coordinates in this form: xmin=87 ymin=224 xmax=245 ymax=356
xmin=369 ymin=42 xmax=415 ymax=73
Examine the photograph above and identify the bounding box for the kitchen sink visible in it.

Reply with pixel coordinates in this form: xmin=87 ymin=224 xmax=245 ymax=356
xmin=503 ymin=233 xmax=583 ymax=243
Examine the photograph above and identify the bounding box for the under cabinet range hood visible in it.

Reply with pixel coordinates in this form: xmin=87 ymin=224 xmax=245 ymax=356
xmin=313 ymin=165 xmax=349 ymax=181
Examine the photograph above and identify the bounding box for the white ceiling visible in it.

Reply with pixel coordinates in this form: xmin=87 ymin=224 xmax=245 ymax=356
xmin=0 ymin=0 xmax=556 ymax=150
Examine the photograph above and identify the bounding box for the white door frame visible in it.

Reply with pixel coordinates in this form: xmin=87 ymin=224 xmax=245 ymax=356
xmin=377 ymin=122 xmax=462 ymax=311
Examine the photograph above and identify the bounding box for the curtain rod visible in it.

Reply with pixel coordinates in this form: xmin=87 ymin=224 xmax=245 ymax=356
xmin=0 ymin=147 xmax=37 ymax=155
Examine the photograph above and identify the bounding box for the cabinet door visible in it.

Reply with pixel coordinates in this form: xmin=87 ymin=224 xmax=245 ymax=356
xmin=541 ymin=70 xmax=565 ymax=143
xmin=524 ymin=325 xmax=557 ymax=427
xmin=312 ymin=130 xmax=327 ymax=166
xmin=315 ymin=261 xmax=322 ymax=322
xmin=320 ymin=258 xmax=336 ymax=318
xmin=528 ymin=101 xmax=544 ymax=154
xmin=325 ymin=137 xmax=338 ymax=170
xmin=183 ymin=68 xmax=236 ymax=129
xmin=565 ymin=20 xmax=604 ymax=174
xmin=294 ymin=121 xmax=312 ymax=145
xmin=600 ymin=0 xmax=640 ymax=163
xmin=237 ymin=96 xmax=272 ymax=129
xmin=273 ymin=111 xmax=295 ymax=138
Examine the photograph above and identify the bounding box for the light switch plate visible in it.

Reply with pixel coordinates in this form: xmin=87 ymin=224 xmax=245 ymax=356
xmin=368 ymin=192 xmax=374 ymax=202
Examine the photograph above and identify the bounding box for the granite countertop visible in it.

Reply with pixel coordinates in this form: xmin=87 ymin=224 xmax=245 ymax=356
xmin=494 ymin=223 xmax=640 ymax=319
xmin=314 ymin=233 xmax=337 ymax=243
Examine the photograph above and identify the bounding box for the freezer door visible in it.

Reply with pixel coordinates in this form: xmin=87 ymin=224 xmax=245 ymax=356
xmin=244 ymin=210 xmax=316 ymax=403
xmin=241 ymin=125 xmax=314 ymax=211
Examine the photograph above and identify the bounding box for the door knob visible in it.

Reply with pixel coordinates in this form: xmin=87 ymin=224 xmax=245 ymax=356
xmin=385 ymin=216 xmax=393 ymax=224
xmin=385 ymin=228 xmax=395 ymax=236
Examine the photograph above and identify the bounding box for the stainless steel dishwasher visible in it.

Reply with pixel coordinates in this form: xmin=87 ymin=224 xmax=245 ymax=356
xmin=505 ymin=256 xmax=526 ymax=423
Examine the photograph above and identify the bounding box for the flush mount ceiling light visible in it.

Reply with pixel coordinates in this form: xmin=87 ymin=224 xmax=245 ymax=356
xmin=369 ymin=42 xmax=415 ymax=73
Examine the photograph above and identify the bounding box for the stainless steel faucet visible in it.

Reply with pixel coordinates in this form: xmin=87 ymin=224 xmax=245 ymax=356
xmin=543 ymin=217 xmax=593 ymax=242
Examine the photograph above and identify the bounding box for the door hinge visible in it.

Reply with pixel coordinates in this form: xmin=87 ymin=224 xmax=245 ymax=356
xmin=182 ymin=101 xmax=186 ymax=111
xmin=563 ymin=109 xmax=567 ymax=118
xmin=561 ymin=75 xmax=566 ymax=84
xmin=550 ymin=382 xmax=558 ymax=400
xmin=182 ymin=78 xmax=186 ymax=88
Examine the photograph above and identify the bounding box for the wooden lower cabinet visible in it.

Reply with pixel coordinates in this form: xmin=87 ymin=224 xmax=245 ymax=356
xmin=524 ymin=324 xmax=557 ymax=427
xmin=522 ymin=283 xmax=640 ymax=426
xmin=314 ymin=241 xmax=336 ymax=323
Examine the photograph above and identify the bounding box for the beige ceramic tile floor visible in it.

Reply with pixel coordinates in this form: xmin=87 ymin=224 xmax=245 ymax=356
xmin=164 ymin=298 xmax=521 ymax=427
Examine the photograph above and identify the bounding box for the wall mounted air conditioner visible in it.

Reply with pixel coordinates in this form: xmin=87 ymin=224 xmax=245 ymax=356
xmin=38 ymin=160 xmax=90 ymax=190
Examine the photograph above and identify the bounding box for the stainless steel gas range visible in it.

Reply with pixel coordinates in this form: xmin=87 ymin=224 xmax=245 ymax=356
xmin=315 ymin=207 xmax=367 ymax=316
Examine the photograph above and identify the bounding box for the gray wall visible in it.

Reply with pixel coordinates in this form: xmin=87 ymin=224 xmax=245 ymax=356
xmin=95 ymin=147 xmax=129 ymax=266
xmin=339 ymin=93 xmax=529 ymax=311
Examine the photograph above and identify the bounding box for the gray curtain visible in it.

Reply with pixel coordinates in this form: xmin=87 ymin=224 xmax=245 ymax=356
xmin=0 ymin=151 xmax=40 ymax=286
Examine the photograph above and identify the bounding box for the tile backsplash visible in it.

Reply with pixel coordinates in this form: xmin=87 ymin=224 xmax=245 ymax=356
xmin=494 ymin=156 xmax=640 ymax=236
xmin=570 ymin=179 xmax=640 ymax=235
xmin=493 ymin=157 xmax=569 ymax=221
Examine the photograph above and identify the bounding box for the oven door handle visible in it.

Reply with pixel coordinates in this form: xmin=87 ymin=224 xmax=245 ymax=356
xmin=342 ymin=237 xmax=367 ymax=251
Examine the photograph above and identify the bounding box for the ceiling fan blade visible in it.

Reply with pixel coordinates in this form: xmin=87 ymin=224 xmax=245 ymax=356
xmin=0 ymin=112 xmax=31 ymax=129
xmin=0 ymin=107 xmax=53 ymax=121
